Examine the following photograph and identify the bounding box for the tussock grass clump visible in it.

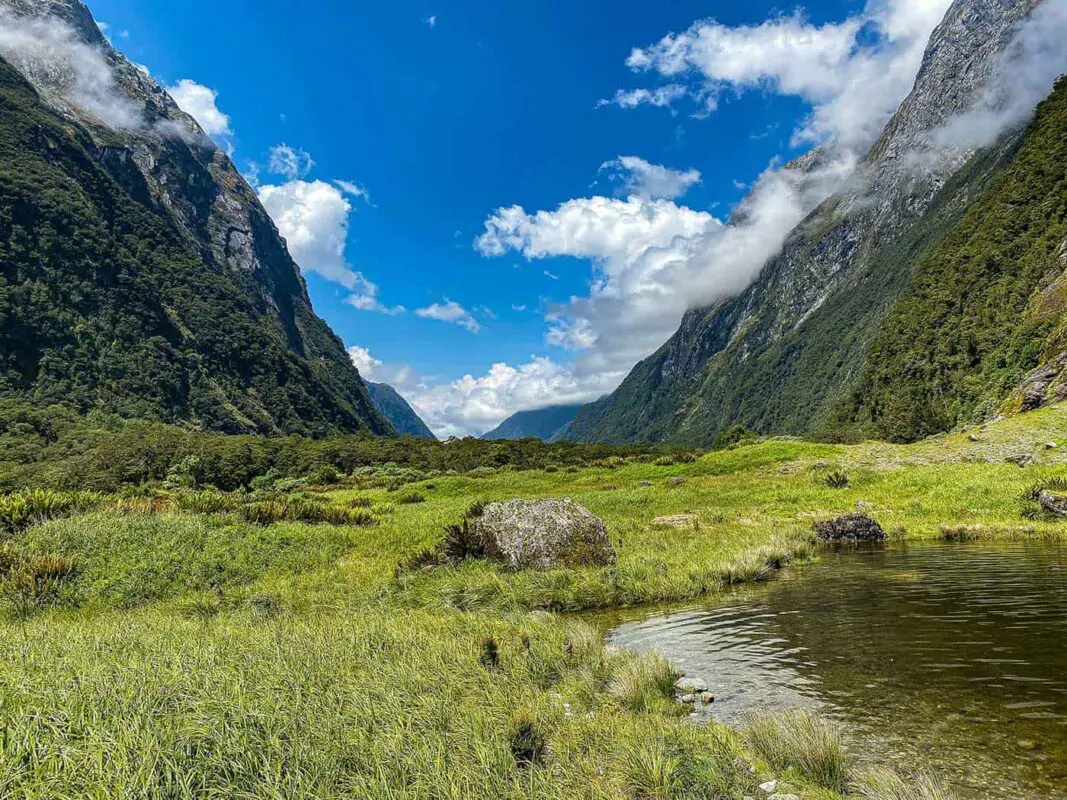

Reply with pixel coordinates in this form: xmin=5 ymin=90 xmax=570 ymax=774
xmin=824 ymin=470 xmax=851 ymax=489
xmin=858 ymin=768 xmax=958 ymax=799
xmin=173 ymin=490 xmax=238 ymax=514
xmin=239 ymin=499 xmax=376 ymax=527
xmin=743 ymin=709 xmax=852 ymax=792
xmin=508 ymin=713 xmax=546 ymax=767
xmin=0 ymin=550 xmax=81 ymax=616
xmin=395 ymin=491 xmax=426 ymax=505
xmin=609 ymin=651 xmax=679 ymax=713
xmin=0 ymin=489 xmax=103 ymax=534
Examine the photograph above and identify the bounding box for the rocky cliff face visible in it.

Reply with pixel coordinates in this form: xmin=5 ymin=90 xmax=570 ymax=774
xmin=0 ymin=0 xmax=393 ymax=436
xmin=567 ymin=0 xmax=1047 ymax=445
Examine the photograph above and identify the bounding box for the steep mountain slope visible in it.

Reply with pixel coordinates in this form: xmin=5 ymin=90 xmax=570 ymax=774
xmin=481 ymin=404 xmax=585 ymax=442
xmin=365 ymin=383 xmax=436 ymax=439
xmin=838 ymin=78 xmax=1067 ymax=441
xmin=567 ymin=0 xmax=1044 ymax=445
xmin=0 ymin=1 xmax=392 ymax=437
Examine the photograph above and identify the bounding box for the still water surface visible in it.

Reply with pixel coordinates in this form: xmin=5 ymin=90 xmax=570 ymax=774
xmin=597 ymin=542 xmax=1067 ymax=798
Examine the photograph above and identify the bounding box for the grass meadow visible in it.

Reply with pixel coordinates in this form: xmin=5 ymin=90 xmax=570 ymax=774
xmin=2 ymin=404 xmax=1067 ymax=798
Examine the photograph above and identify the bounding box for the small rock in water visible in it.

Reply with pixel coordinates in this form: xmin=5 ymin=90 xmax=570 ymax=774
xmin=758 ymin=779 xmax=778 ymax=793
xmin=679 ymin=693 xmax=695 ymax=704
xmin=675 ymin=676 xmax=708 ymax=693
xmin=700 ymin=692 xmax=715 ymax=704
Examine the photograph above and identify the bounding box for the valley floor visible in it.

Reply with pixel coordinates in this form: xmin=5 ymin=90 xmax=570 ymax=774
xmin=3 ymin=405 xmax=1067 ymax=798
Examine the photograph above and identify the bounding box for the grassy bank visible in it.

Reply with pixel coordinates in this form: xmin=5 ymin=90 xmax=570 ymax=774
xmin=2 ymin=405 xmax=1066 ymax=797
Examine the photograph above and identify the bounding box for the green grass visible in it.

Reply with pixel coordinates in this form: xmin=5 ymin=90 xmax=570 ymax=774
xmin=2 ymin=404 xmax=1067 ymax=796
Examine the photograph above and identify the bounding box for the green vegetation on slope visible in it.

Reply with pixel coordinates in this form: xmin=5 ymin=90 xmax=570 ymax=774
xmin=1 ymin=403 xmax=1066 ymax=796
xmin=566 ymin=117 xmax=1025 ymax=446
xmin=365 ymin=382 xmax=437 ymax=439
xmin=482 ymin=404 xmax=586 ymax=442
xmin=0 ymin=57 xmax=389 ymax=437
xmin=840 ymin=78 xmax=1067 ymax=442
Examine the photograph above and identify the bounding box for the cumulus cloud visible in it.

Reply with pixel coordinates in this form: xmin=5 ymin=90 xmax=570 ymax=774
xmin=599 ymin=156 xmax=701 ymax=200
xmin=347 ymin=346 xmax=420 ymax=392
xmin=165 ymin=78 xmax=232 ymax=136
xmin=616 ymin=0 xmax=953 ymax=148
xmin=268 ymin=144 xmax=316 ymax=180
xmin=416 ymin=300 xmax=482 ymax=333
xmin=258 ymin=178 xmax=401 ymax=315
xmin=0 ymin=10 xmax=145 ymax=131
xmin=404 ymin=357 xmax=617 ymax=438
xmin=477 ymin=149 xmax=856 ymax=389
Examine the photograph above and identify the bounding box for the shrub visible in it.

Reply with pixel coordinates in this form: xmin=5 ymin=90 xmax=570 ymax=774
xmin=824 ymin=470 xmax=851 ymax=489
xmin=743 ymin=710 xmax=852 ymax=792
xmin=479 ymin=636 xmax=501 ymax=671
xmin=164 ymin=455 xmax=204 ymax=490
xmin=309 ymin=464 xmax=341 ymax=486
xmin=654 ymin=456 xmax=675 ymax=467
xmin=543 ymin=465 xmax=559 ymax=473
xmin=347 ymin=496 xmax=373 ymax=508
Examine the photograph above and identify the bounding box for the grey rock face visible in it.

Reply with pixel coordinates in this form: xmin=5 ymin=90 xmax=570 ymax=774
xmin=472 ymin=499 xmax=615 ymax=570
xmin=567 ymin=0 xmax=1046 ymax=445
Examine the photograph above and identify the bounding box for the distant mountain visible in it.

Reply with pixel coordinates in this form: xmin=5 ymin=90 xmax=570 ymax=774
xmin=365 ymin=383 xmax=436 ymax=439
xmin=567 ymin=0 xmax=1061 ymax=445
xmin=482 ymin=404 xmax=585 ymax=441
xmin=0 ymin=0 xmax=392 ymax=437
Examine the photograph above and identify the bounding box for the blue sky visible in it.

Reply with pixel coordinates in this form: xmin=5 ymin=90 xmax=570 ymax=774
xmin=84 ymin=0 xmax=952 ymax=436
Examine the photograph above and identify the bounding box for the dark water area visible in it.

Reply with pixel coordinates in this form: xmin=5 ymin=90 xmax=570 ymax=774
xmin=595 ymin=542 xmax=1067 ymax=798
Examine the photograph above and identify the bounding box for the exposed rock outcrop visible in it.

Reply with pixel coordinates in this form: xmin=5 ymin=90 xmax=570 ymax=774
xmin=472 ymin=499 xmax=615 ymax=570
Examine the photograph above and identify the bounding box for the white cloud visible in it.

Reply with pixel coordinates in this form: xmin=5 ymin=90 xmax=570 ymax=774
xmin=0 ymin=10 xmax=144 ymax=131
xmin=165 ymin=78 xmax=232 ymax=136
xmin=476 ymin=150 xmax=856 ymax=390
xmin=258 ymin=178 xmax=401 ymax=316
xmin=334 ymin=179 xmax=372 ymax=203
xmin=599 ymin=156 xmax=701 ymax=200
xmin=268 ymin=144 xmax=315 ymax=180
xmin=597 ymin=84 xmax=688 ymax=110
xmin=416 ymin=300 xmax=482 ymax=333
xmin=347 ymin=346 xmax=419 ymax=392
xmin=405 ymin=357 xmax=617 ymax=438
xmin=345 ymin=280 xmax=406 ymax=315
xmin=617 ymin=0 xmax=954 ymax=148
xmin=425 ymin=15 xmax=437 ymax=28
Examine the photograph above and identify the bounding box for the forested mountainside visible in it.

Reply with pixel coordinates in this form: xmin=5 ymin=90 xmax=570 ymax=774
xmin=481 ymin=404 xmax=585 ymax=442
xmin=838 ymin=78 xmax=1067 ymax=441
xmin=365 ymin=383 xmax=436 ymax=439
xmin=0 ymin=1 xmax=392 ymax=437
xmin=566 ymin=0 xmax=1052 ymax=445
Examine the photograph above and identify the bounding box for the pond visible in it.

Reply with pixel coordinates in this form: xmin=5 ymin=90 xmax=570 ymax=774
xmin=595 ymin=541 xmax=1067 ymax=798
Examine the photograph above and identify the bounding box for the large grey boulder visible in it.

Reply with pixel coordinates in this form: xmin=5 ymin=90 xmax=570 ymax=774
xmin=472 ymin=499 xmax=615 ymax=570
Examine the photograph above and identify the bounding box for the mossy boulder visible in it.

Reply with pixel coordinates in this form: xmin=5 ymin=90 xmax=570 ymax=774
xmin=472 ymin=499 xmax=615 ymax=570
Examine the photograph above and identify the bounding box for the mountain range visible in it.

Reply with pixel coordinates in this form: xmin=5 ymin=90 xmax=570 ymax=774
xmin=566 ymin=0 xmax=1067 ymax=445
xmin=1 ymin=0 xmax=1064 ymax=447
xmin=481 ymin=404 xmax=584 ymax=442
xmin=0 ymin=0 xmax=391 ymax=437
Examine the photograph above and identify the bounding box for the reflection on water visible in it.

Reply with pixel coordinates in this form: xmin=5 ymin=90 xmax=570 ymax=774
xmin=596 ymin=542 xmax=1067 ymax=798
